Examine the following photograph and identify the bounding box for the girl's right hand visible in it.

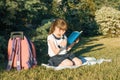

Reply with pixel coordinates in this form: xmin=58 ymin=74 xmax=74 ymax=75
xmin=60 ymin=39 xmax=67 ymax=47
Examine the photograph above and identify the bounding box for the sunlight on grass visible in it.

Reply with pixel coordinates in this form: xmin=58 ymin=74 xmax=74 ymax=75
xmin=0 ymin=36 xmax=120 ymax=80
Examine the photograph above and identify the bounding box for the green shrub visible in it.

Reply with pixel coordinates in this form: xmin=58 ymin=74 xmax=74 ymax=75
xmin=33 ymin=19 xmax=52 ymax=41
xmin=65 ymin=0 xmax=99 ymax=36
xmin=95 ymin=6 xmax=120 ymax=37
xmin=31 ymin=19 xmax=53 ymax=64
xmin=0 ymin=36 xmax=7 ymax=62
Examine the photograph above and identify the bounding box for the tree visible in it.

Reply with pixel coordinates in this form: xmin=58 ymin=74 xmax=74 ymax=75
xmin=63 ymin=0 xmax=99 ymax=36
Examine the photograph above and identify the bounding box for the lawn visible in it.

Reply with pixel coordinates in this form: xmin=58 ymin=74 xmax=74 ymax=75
xmin=0 ymin=36 xmax=120 ymax=80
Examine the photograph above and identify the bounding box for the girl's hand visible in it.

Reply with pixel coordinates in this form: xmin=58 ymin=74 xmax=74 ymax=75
xmin=60 ymin=39 xmax=67 ymax=47
xmin=66 ymin=38 xmax=80 ymax=51
xmin=75 ymin=38 xmax=79 ymax=43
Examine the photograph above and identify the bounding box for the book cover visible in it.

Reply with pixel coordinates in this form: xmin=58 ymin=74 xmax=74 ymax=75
xmin=67 ymin=31 xmax=83 ymax=45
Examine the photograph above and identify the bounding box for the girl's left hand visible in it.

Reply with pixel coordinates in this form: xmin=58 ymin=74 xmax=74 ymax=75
xmin=75 ymin=38 xmax=79 ymax=43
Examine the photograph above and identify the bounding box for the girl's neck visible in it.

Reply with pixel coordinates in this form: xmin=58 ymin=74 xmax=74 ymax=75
xmin=53 ymin=32 xmax=61 ymax=38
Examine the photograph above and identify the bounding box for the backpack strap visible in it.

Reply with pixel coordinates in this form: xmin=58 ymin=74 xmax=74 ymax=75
xmin=6 ymin=38 xmax=17 ymax=71
xmin=26 ymin=37 xmax=37 ymax=68
xmin=16 ymin=38 xmax=21 ymax=70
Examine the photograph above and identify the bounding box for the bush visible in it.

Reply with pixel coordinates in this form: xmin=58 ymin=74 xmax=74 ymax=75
xmin=65 ymin=0 xmax=99 ymax=36
xmin=0 ymin=36 xmax=7 ymax=62
xmin=32 ymin=19 xmax=53 ymax=64
xmin=33 ymin=19 xmax=52 ymax=41
xmin=95 ymin=6 xmax=120 ymax=37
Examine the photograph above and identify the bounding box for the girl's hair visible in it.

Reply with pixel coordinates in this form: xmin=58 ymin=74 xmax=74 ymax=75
xmin=49 ymin=18 xmax=68 ymax=34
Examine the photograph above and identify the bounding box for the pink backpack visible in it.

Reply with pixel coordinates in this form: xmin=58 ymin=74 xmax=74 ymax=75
xmin=7 ymin=32 xmax=37 ymax=71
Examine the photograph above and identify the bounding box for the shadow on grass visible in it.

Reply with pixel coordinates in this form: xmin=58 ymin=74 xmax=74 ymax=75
xmin=75 ymin=44 xmax=104 ymax=57
xmin=71 ymin=37 xmax=105 ymax=57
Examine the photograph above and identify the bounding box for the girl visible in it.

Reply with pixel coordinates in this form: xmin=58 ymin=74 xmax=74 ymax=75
xmin=47 ymin=18 xmax=82 ymax=67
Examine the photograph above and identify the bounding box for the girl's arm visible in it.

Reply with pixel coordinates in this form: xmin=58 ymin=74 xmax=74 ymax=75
xmin=66 ymin=38 xmax=79 ymax=51
xmin=48 ymin=40 xmax=60 ymax=55
xmin=48 ymin=35 xmax=67 ymax=55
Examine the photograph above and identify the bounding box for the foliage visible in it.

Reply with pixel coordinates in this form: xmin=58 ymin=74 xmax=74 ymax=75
xmin=95 ymin=7 xmax=120 ymax=37
xmin=50 ymin=0 xmax=65 ymax=18
xmin=0 ymin=0 xmax=16 ymax=26
xmin=64 ymin=0 xmax=99 ymax=36
xmin=31 ymin=19 xmax=53 ymax=63
xmin=0 ymin=36 xmax=7 ymax=62
xmin=32 ymin=19 xmax=52 ymax=43
xmin=93 ymin=0 xmax=120 ymax=10
xmin=0 ymin=0 xmax=47 ymax=29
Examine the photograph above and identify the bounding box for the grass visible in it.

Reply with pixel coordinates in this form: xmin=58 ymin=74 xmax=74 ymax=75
xmin=0 ymin=36 xmax=120 ymax=80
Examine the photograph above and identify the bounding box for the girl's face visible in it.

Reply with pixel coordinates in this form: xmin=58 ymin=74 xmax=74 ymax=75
xmin=55 ymin=27 xmax=66 ymax=37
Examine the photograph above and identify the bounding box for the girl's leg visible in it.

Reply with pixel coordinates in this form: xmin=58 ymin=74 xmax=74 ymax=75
xmin=58 ymin=59 xmax=73 ymax=66
xmin=72 ymin=57 xmax=82 ymax=66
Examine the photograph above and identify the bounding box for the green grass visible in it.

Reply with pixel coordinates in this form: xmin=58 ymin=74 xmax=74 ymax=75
xmin=0 ymin=36 xmax=120 ymax=80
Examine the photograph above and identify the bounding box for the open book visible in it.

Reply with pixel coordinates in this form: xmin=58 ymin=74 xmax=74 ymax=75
xmin=67 ymin=31 xmax=83 ymax=45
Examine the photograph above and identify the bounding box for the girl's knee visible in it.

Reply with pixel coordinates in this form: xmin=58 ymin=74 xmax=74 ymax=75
xmin=67 ymin=60 xmax=73 ymax=66
xmin=72 ymin=57 xmax=82 ymax=66
xmin=63 ymin=59 xmax=73 ymax=66
xmin=59 ymin=59 xmax=73 ymax=66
